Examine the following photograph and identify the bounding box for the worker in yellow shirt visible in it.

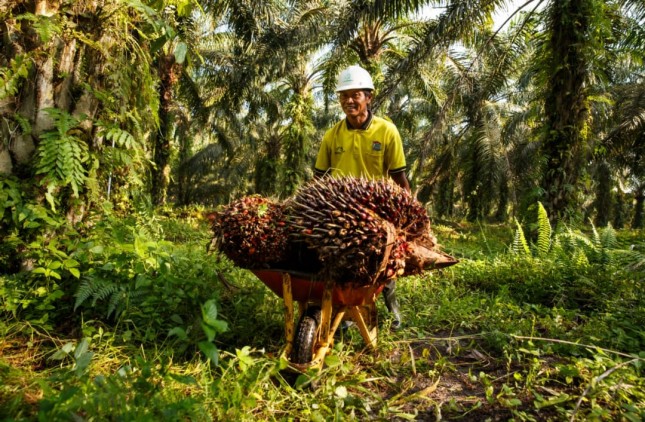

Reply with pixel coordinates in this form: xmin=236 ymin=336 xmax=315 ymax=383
xmin=315 ymin=65 xmax=410 ymax=330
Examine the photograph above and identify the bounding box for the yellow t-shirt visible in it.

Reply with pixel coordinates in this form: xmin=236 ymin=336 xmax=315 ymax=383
xmin=314 ymin=114 xmax=406 ymax=178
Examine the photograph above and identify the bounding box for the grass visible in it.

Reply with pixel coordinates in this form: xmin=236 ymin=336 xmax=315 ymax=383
xmin=1 ymin=212 xmax=644 ymax=421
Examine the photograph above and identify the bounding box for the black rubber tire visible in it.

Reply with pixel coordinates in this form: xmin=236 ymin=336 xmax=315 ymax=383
xmin=291 ymin=306 xmax=321 ymax=364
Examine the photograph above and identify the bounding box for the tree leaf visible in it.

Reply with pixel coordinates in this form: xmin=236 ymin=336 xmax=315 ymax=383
xmin=63 ymin=259 xmax=80 ymax=268
xmin=198 ymin=341 xmax=219 ymax=365
xmin=168 ymin=327 xmax=188 ymax=341
xmin=50 ymin=342 xmax=75 ymax=360
xmin=201 ymin=300 xmax=218 ymax=325
xmin=201 ymin=321 xmax=216 ymax=342
xmin=74 ymin=338 xmax=90 ymax=360
xmin=74 ymin=351 xmax=94 ymax=376
xmin=151 ymin=35 xmax=169 ymax=54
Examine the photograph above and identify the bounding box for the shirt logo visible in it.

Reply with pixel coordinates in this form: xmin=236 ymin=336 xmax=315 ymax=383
xmin=335 ymin=146 xmax=345 ymax=154
xmin=372 ymin=141 xmax=382 ymax=151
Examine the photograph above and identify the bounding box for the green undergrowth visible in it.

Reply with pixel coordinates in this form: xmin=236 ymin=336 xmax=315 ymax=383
xmin=1 ymin=206 xmax=644 ymax=420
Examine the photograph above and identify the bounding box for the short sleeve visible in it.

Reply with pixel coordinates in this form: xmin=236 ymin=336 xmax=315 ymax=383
xmin=385 ymin=125 xmax=406 ymax=174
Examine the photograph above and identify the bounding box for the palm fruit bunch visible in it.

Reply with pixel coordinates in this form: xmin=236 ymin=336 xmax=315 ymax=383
xmin=209 ymin=195 xmax=288 ymax=268
xmin=320 ymin=177 xmax=430 ymax=240
xmin=284 ymin=177 xmax=432 ymax=286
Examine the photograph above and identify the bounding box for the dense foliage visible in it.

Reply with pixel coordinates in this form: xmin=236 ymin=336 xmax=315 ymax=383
xmin=1 ymin=0 xmax=644 ymax=223
xmin=1 ymin=207 xmax=644 ymax=420
xmin=1 ymin=0 xmax=644 ymax=420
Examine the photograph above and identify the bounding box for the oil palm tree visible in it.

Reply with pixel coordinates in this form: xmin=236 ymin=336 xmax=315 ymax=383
xmin=533 ymin=0 xmax=616 ymax=221
xmin=0 ymin=0 xmax=159 ymax=214
xmin=604 ymin=83 xmax=645 ymax=228
xmin=149 ymin=2 xmax=203 ymax=206
xmin=173 ymin=0 xmax=332 ymax=202
xmin=603 ymin=0 xmax=645 ymax=227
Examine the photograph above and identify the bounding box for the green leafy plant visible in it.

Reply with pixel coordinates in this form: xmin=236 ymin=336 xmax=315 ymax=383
xmin=34 ymin=108 xmax=91 ymax=211
xmin=512 ymin=202 xmax=551 ymax=258
xmin=536 ymin=202 xmax=552 ymax=257
xmin=49 ymin=337 xmax=95 ymax=378
xmin=0 ymin=177 xmax=62 ymax=231
xmin=0 ymin=55 xmax=31 ymax=100
xmin=512 ymin=217 xmax=531 ymax=257
xmin=167 ymin=299 xmax=229 ymax=366
xmin=38 ymin=353 xmax=205 ymax=421
xmin=513 ymin=202 xmax=623 ymax=268
xmin=1 ymin=226 xmax=81 ymax=327
xmin=198 ymin=299 xmax=228 ymax=365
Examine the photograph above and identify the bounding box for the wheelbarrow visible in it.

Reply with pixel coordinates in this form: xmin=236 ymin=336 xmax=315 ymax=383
xmin=249 ymin=224 xmax=458 ymax=372
xmin=251 ymin=269 xmax=386 ymax=372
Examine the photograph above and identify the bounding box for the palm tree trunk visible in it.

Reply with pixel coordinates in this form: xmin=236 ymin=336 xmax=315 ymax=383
xmin=494 ymin=177 xmax=509 ymax=222
xmin=541 ymin=0 xmax=594 ymax=221
xmin=613 ymin=189 xmax=626 ymax=229
xmin=255 ymin=135 xmax=280 ymax=196
xmin=633 ymin=188 xmax=644 ymax=229
xmin=152 ymin=53 xmax=181 ymax=206
xmin=436 ymin=176 xmax=455 ymax=218
xmin=593 ymin=160 xmax=612 ymax=227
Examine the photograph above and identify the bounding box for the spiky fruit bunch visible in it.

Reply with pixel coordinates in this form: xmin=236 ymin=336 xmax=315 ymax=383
xmin=284 ymin=177 xmax=431 ymax=286
xmin=319 ymin=177 xmax=430 ymax=239
xmin=210 ymin=195 xmax=288 ymax=268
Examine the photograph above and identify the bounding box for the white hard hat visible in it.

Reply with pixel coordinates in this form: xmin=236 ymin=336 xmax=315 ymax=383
xmin=335 ymin=65 xmax=374 ymax=92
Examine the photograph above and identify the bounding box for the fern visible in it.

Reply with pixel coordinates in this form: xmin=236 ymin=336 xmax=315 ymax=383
xmin=536 ymin=202 xmax=552 ymax=257
xmin=571 ymin=248 xmax=590 ymax=266
xmin=93 ymin=281 xmax=120 ymax=304
xmin=548 ymin=223 xmax=626 ymax=268
xmin=0 ymin=55 xmax=31 ymax=100
xmin=512 ymin=218 xmax=531 ymax=256
xmin=95 ymin=121 xmax=147 ymax=188
xmin=35 ymin=108 xmax=89 ymax=209
xmin=589 ymin=222 xmax=618 ymax=265
xmin=599 ymin=223 xmax=617 ymax=250
xmin=15 ymin=13 xmax=61 ymax=43
xmin=75 ymin=267 xmax=159 ymax=318
xmin=0 ymin=178 xmax=23 ymax=225
xmin=107 ymin=289 xmax=126 ymax=318
xmin=557 ymin=228 xmax=595 ymax=251
xmin=614 ymin=243 xmax=645 ymax=274
xmin=13 ymin=113 xmax=32 ymax=136
xmin=552 ymin=228 xmax=593 ymax=263
xmin=599 ymin=224 xmax=617 ymax=265
xmin=75 ymin=276 xmax=122 ymax=317
xmin=102 ymin=125 xmax=138 ymax=150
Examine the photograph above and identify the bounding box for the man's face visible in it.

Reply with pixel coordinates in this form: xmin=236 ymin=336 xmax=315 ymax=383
xmin=338 ymin=89 xmax=371 ymax=119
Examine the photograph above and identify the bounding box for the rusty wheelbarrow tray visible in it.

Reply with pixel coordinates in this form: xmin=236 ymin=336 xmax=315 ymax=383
xmin=251 ymin=269 xmax=385 ymax=372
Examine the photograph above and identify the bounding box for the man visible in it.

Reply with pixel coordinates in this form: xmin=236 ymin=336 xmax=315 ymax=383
xmin=314 ymin=65 xmax=410 ymax=330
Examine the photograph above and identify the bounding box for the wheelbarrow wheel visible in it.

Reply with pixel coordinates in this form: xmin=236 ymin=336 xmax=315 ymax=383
xmin=291 ymin=306 xmax=321 ymax=364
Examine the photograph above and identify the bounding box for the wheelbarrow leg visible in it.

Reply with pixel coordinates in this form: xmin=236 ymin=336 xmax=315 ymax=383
xmin=280 ymin=272 xmax=295 ymax=360
xmin=330 ymin=308 xmax=346 ymax=337
xmin=348 ymin=304 xmax=378 ymax=350
xmin=302 ymin=278 xmax=334 ymax=370
xmin=319 ymin=278 xmax=333 ymax=343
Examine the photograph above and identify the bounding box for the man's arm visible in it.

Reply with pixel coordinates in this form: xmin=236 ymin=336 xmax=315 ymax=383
xmin=390 ymin=171 xmax=410 ymax=192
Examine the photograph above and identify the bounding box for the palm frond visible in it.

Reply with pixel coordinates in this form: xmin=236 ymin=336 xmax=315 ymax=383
xmin=375 ymin=0 xmax=505 ymax=109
